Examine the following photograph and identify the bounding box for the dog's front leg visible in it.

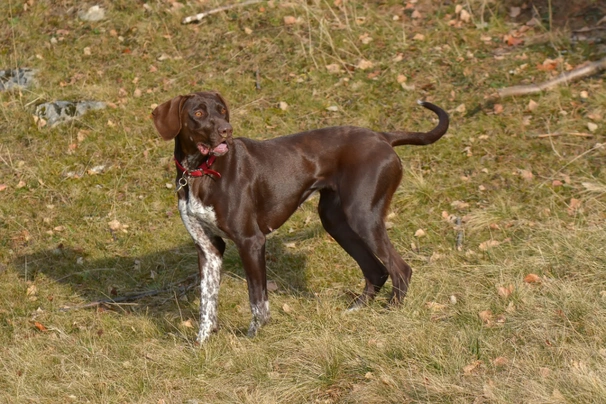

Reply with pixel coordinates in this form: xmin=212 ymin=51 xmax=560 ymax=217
xmin=236 ymin=233 xmax=270 ymax=337
xmin=195 ymin=243 xmax=222 ymax=343
xmin=178 ymin=199 xmax=222 ymax=343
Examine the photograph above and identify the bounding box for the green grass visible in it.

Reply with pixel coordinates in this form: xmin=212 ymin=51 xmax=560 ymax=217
xmin=1 ymin=0 xmax=606 ymax=402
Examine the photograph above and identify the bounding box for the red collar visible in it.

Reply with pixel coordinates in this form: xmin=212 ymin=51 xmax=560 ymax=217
xmin=174 ymin=155 xmax=221 ymax=179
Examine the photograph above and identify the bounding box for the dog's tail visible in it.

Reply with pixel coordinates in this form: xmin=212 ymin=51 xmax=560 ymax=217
xmin=382 ymin=101 xmax=449 ymax=146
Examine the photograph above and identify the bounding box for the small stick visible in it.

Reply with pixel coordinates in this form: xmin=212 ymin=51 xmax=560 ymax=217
xmin=455 ymin=216 xmax=464 ymax=251
xmin=60 ymin=273 xmax=198 ymax=312
xmin=537 ymin=132 xmax=593 ymax=138
xmin=498 ymin=56 xmax=606 ymax=98
xmin=182 ymin=0 xmax=263 ymax=25
xmin=255 ymin=68 xmax=261 ymax=90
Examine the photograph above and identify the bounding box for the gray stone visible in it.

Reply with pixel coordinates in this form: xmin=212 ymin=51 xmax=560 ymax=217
xmin=0 ymin=68 xmax=36 ymax=91
xmin=34 ymin=101 xmax=107 ymax=127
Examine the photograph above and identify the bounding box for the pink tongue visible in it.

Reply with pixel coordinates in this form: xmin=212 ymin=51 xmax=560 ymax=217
xmin=197 ymin=144 xmax=210 ymax=155
xmin=213 ymin=143 xmax=228 ymax=154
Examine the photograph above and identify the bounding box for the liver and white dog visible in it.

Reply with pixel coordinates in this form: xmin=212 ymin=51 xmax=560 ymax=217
xmin=152 ymin=92 xmax=449 ymax=343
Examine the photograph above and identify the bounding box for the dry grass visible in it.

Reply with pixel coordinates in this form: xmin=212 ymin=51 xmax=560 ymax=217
xmin=1 ymin=0 xmax=605 ymax=402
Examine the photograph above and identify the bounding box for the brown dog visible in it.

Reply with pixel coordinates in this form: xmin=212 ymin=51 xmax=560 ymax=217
xmin=152 ymin=91 xmax=449 ymax=343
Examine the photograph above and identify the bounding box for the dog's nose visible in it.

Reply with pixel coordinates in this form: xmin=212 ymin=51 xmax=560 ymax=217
xmin=218 ymin=123 xmax=233 ymax=138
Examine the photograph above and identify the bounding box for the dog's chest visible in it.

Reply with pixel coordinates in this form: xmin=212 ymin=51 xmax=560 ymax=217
xmin=179 ymin=195 xmax=228 ymax=239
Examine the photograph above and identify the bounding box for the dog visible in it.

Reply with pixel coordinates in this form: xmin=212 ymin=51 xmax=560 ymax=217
xmin=152 ymin=91 xmax=449 ymax=343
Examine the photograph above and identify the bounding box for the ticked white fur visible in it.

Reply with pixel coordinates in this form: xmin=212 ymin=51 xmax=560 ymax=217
xmin=178 ymin=196 xmax=222 ymax=343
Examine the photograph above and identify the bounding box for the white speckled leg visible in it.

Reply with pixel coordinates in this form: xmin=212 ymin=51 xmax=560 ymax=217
xmin=247 ymin=300 xmax=270 ymax=337
xmin=178 ymin=199 xmax=222 ymax=344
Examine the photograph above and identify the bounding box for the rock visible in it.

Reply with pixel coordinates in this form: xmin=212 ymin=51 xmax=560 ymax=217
xmin=78 ymin=5 xmax=106 ymax=22
xmin=0 ymin=68 xmax=36 ymax=91
xmin=34 ymin=101 xmax=107 ymax=127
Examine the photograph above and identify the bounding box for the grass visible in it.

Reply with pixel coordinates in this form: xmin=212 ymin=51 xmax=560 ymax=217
xmin=1 ymin=0 xmax=605 ymax=402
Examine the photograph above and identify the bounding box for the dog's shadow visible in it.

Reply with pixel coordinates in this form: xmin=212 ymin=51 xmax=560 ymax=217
xmin=12 ymin=231 xmax=314 ymax=333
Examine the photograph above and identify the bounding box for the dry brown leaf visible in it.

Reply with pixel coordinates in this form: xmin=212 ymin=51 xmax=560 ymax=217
xmin=479 ymin=240 xmax=500 ymax=251
xmin=414 ymin=229 xmax=426 ymax=237
xmin=459 ymin=9 xmax=471 ymax=23
xmin=497 ymin=284 xmax=514 ymax=298
xmin=567 ymin=198 xmax=582 ymax=216
xmin=357 ymin=59 xmax=374 ymax=70
xmin=283 ymin=16 xmax=297 ymax=25
xmin=326 ymin=63 xmax=342 ymax=74
xmin=26 ymin=284 xmax=38 ymax=296
xmin=33 ymin=321 xmax=48 ymax=332
xmin=181 ymin=319 xmax=194 ymax=328
xmin=463 ymin=360 xmax=482 ymax=375
xmin=493 ymin=356 xmax=509 ymax=367
xmin=524 ymin=273 xmax=541 ymax=283
xmin=282 ymin=303 xmax=292 ymax=313
xmin=450 ymin=200 xmax=469 ymax=210
xmin=528 ymin=99 xmax=538 ymax=111
xmin=519 ymin=169 xmax=534 ymax=181
xmin=478 ymin=310 xmax=493 ymax=324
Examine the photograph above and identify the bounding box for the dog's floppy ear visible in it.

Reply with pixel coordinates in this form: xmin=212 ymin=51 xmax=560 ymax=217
xmin=211 ymin=91 xmax=230 ymax=122
xmin=152 ymin=95 xmax=190 ymax=141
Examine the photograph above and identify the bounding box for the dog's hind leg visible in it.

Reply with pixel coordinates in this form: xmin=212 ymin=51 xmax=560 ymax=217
xmin=318 ymin=189 xmax=389 ymax=307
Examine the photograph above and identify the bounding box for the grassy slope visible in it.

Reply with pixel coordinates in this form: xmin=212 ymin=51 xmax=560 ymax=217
xmin=1 ymin=0 xmax=605 ymax=402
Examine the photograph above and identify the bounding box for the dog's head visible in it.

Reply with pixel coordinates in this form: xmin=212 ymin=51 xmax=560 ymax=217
xmin=152 ymin=91 xmax=232 ymax=156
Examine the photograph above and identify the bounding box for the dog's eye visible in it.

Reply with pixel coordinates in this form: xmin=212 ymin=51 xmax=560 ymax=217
xmin=220 ymin=108 xmax=227 ymax=115
xmin=194 ymin=110 xmax=205 ymax=118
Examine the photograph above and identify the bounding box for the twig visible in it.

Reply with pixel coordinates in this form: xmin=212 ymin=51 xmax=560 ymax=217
xmin=255 ymin=68 xmax=261 ymax=90
xmin=498 ymin=56 xmax=606 ymax=98
xmin=537 ymin=132 xmax=594 ymax=138
xmin=455 ymin=216 xmax=464 ymax=251
xmin=182 ymin=0 xmax=262 ymax=25
xmin=59 ymin=273 xmax=198 ymax=312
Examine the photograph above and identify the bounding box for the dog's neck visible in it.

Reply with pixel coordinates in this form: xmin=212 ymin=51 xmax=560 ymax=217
xmin=174 ymin=136 xmax=207 ymax=170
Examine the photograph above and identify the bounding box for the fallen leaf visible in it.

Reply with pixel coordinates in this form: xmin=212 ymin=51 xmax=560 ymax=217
xmin=396 ymin=74 xmax=407 ymax=84
xmin=244 ymin=27 xmax=253 ymax=35
xmin=283 ymin=16 xmax=297 ymax=25
xmin=524 ymin=273 xmax=541 ymax=283
xmin=181 ymin=319 xmax=194 ymax=328
xmin=567 ymin=198 xmax=582 ymax=216
xmin=450 ymin=200 xmax=469 ymax=210
xmin=519 ymin=169 xmax=534 ymax=181
xmin=459 ymin=9 xmax=471 ymax=23
xmin=282 ymin=303 xmax=292 ymax=313
xmin=414 ymin=229 xmax=426 ymax=237
xmin=26 ymin=284 xmax=38 ymax=296
xmin=493 ymin=104 xmax=504 ymax=114
xmin=479 ymin=240 xmax=500 ymax=251
xmin=412 ymin=33 xmax=425 ymax=41
xmin=0 ymin=184 xmax=7 ymax=192
xmin=587 ymin=122 xmax=598 ymax=132
xmin=528 ymin=99 xmax=538 ymax=111
xmin=356 ymin=59 xmax=374 ymax=70
xmin=33 ymin=321 xmax=48 ymax=332
xmin=493 ymin=356 xmax=509 ymax=367
xmin=278 ymin=101 xmax=288 ymax=111
xmin=326 ymin=63 xmax=342 ymax=74
xmin=509 ymin=7 xmax=521 ymax=18
xmin=497 ymin=285 xmax=514 ymax=298
xmin=359 ymin=33 xmax=373 ymax=44
xmin=479 ymin=310 xmax=493 ymax=324
xmin=455 ymin=103 xmax=466 ymax=113
xmin=425 ymin=301 xmax=447 ymax=311
xmin=463 ymin=360 xmax=482 ymax=375
xmin=267 ymin=280 xmax=279 ymax=292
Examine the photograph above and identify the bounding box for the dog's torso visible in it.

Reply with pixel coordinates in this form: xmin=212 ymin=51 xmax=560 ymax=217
xmin=178 ymin=126 xmax=401 ymax=240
